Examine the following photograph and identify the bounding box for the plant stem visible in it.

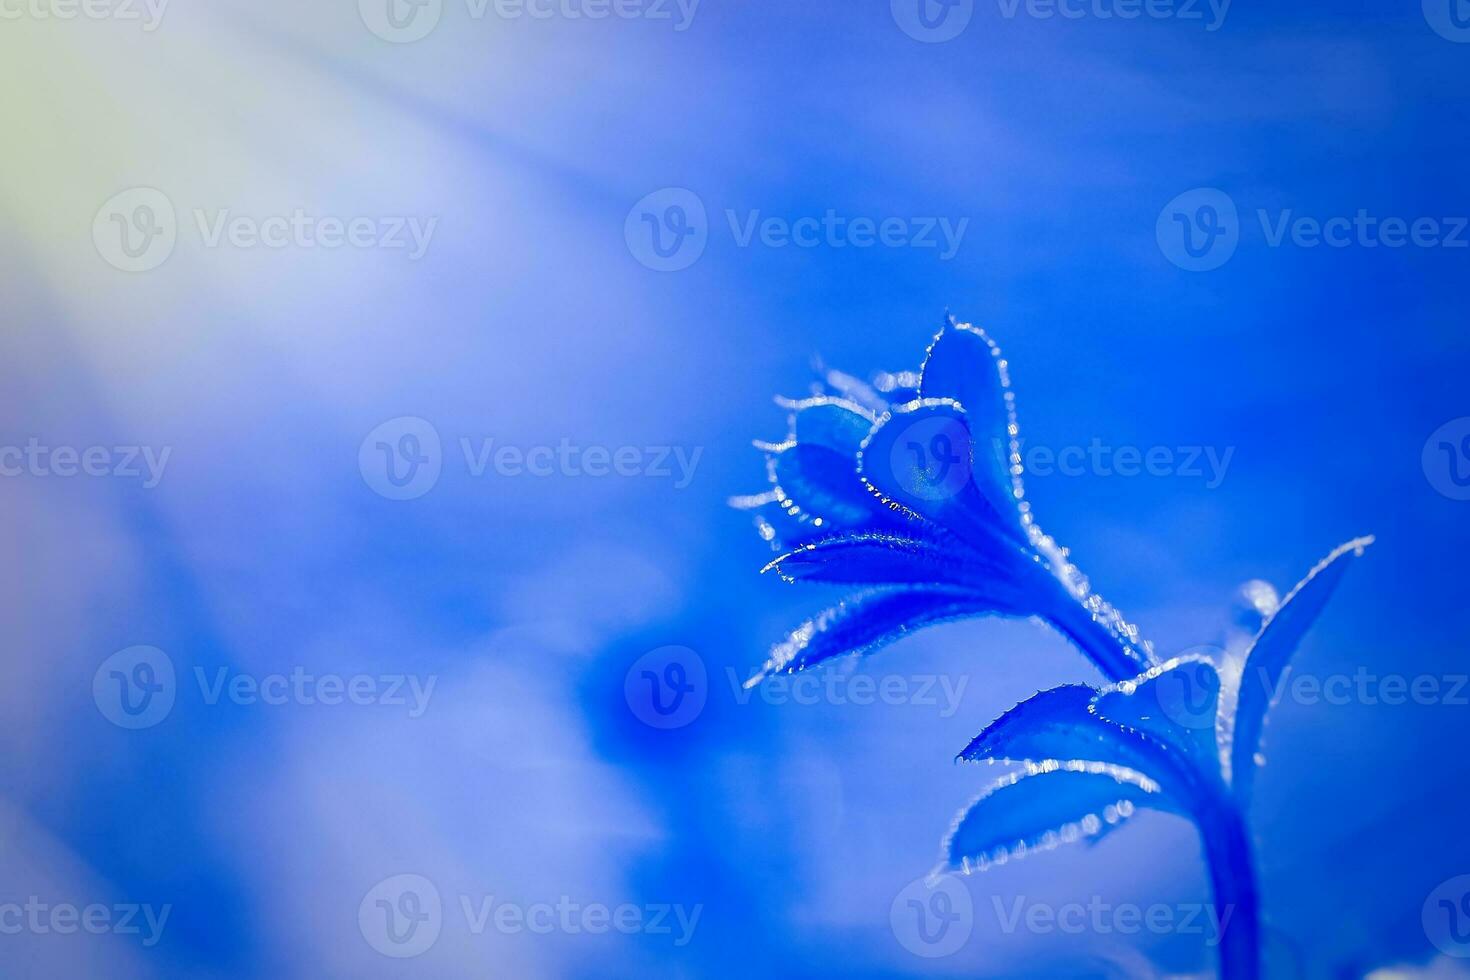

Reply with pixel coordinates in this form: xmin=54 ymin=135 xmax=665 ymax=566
xmin=1043 ymin=580 xmax=1153 ymax=683
xmin=1195 ymin=794 xmax=1261 ymax=980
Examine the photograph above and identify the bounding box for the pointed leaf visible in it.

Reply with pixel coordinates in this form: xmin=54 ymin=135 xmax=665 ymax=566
xmin=1229 ymin=536 xmax=1373 ymax=801
xmin=957 ymin=685 xmax=1099 ymax=762
xmin=944 ymin=762 xmax=1170 ymax=874
xmin=919 ymin=320 xmax=1023 ymax=529
xmin=958 ymin=682 xmax=1191 ymax=801
xmin=748 ymin=586 xmax=1003 ymax=684
xmin=762 ymin=532 xmax=1013 ymax=589
xmin=1094 ymin=656 xmax=1225 ymax=786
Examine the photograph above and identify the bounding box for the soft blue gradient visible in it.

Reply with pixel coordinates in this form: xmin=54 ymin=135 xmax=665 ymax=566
xmin=1 ymin=1 xmax=1467 ymax=977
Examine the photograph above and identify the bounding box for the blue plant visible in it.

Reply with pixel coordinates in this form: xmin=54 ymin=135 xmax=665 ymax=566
xmin=733 ymin=316 xmax=1371 ymax=979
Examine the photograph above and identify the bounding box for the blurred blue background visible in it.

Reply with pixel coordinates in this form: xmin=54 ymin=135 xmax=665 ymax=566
xmin=1 ymin=0 xmax=1468 ymax=976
